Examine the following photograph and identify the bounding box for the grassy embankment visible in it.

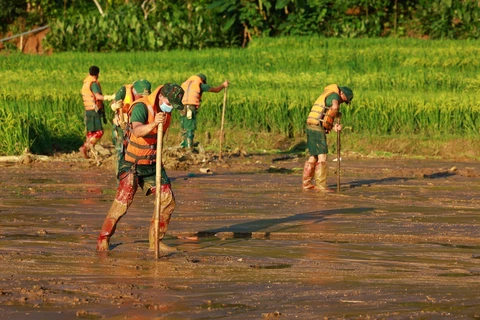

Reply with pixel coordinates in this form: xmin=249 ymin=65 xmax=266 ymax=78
xmin=1 ymin=37 xmax=479 ymax=160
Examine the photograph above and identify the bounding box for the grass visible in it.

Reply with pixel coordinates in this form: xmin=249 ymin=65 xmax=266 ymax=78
xmin=0 ymin=37 xmax=479 ymax=160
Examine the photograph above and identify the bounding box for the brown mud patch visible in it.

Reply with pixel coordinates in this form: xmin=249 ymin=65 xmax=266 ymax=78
xmin=1 ymin=151 xmax=480 ymax=319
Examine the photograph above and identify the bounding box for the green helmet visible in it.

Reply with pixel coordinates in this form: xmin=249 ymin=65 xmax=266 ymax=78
xmin=160 ymin=83 xmax=185 ymax=110
xmin=339 ymin=86 xmax=354 ymax=104
xmin=132 ymin=79 xmax=151 ymax=96
xmin=197 ymin=73 xmax=207 ymax=84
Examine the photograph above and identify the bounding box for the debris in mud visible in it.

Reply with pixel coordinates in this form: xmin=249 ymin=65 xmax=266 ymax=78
xmin=250 ymin=263 xmax=291 ymax=269
xmin=229 ymin=147 xmax=249 ymax=158
xmin=76 ymin=309 xmax=103 ymax=318
xmin=262 ymin=311 xmax=282 ymax=318
xmin=422 ymin=166 xmax=459 ymax=179
xmin=163 ymin=147 xmax=215 ymax=171
xmin=0 ymin=148 xmax=48 ymax=164
xmin=267 ymin=166 xmax=294 ymax=174
xmin=272 ymin=155 xmax=298 ymax=162
xmin=186 ymin=257 xmax=200 ymax=263
xmin=145 ymin=303 xmax=169 ymax=311
xmin=199 ymin=168 xmax=212 ymax=174
xmin=92 ymin=145 xmax=111 ymax=157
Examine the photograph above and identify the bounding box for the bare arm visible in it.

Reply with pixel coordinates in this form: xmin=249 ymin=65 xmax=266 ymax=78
xmin=132 ymin=113 xmax=165 ymax=137
xmin=91 ymin=82 xmax=114 ymax=101
xmin=94 ymin=92 xmax=115 ymax=101
xmin=207 ymin=80 xmax=229 ymax=93
xmin=331 ymin=99 xmax=342 ymax=132
xmin=330 ymin=99 xmax=340 ymax=112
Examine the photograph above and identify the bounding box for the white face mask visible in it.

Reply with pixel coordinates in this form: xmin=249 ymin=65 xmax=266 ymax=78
xmin=159 ymin=102 xmax=173 ymax=113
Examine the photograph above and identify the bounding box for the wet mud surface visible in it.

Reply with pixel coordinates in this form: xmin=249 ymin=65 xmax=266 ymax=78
xmin=1 ymin=154 xmax=480 ymax=319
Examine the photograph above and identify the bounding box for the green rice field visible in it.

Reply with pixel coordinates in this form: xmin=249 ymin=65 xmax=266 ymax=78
xmin=1 ymin=37 xmax=479 ymax=159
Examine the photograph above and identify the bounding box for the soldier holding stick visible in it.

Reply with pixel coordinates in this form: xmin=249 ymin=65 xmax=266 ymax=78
xmin=302 ymin=85 xmax=353 ymax=192
xmin=96 ymin=83 xmax=184 ymax=254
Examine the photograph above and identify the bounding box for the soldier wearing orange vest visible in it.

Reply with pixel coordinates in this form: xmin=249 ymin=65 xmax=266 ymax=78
xmin=96 ymin=83 xmax=184 ymax=253
xmin=109 ymin=79 xmax=151 ymax=174
xmin=79 ymin=66 xmax=114 ymax=159
xmin=180 ymin=73 xmax=229 ymax=148
xmin=303 ymin=85 xmax=353 ymax=192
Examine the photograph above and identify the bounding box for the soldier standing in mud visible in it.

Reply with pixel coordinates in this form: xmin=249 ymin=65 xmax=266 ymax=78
xmin=79 ymin=66 xmax=115 ymax=159
xmin=179 ymin=73 xmax=229 ymax=149
xmin=109 ymin=79 xmax=152 ymax=174
xmin=96 ymin=83 xmax=185 ymax=253
xmin=303 ymin=85 xmax=353 ymax=192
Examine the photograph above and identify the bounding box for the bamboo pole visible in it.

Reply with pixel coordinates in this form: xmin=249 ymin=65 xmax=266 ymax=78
xmin=154 ymin=120 xmax=164 ymax=259
xmin=336 ymin=118 xmax=341 ymax=193
xmin=219 ymin=87 xmax=228 ymax=160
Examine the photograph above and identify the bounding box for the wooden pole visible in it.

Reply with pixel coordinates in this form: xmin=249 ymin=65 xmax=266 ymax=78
xmin=219 ymin=87 xmax=228 ymax=160
xmin=154 ymin=120 xmax=164 ymax=259
xmin=336 ymin=118 xmax=341 ymax=193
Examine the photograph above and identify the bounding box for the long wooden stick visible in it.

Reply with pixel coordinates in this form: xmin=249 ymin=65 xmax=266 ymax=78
xmin=219 ymin=87 xmax=228 ymax=160
xmin=336 ymin=118 xmax=341 ymax=193
xmin=154 ymin=120 xmax=164 ymax=259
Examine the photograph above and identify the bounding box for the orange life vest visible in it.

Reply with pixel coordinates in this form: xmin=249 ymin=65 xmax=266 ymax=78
xmin=306 ymin=84 xmax=340 ymax=127
xmin=181 ymin=75 xmax=202 ymax=108
xmin=113 ymin=84 xmax=135 ymax=127
xmin=81 ymin=75 xmax=104 ymax=111
xmin=124 ymin=85 xmax=171 ymax=165
xmin=122 ymin=84 xmax=135 ymax=113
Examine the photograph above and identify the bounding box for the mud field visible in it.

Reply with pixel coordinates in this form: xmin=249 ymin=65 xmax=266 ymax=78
xmin=1 ymin=152 xmax=480 ymax=319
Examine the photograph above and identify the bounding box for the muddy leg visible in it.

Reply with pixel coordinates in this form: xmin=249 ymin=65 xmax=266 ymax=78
xmin=88 ymin=130 xmax=104 ymax=161
xmin=314 ymin=161 xmax=334 ymax=193
xmin=97 ymin=171 xmax=138 ymax=251
xmin=88 ymin=137 xmax=100 ymax=162
xmin=79 ymin=142 xmax=90 ymax=159
xmin=80 ymin=131 xmax=104 ymax=160
xmin=302 ymin=160 xmax=316 ymax=190
xmin=149 ymin=184 xmax=177 ymax=253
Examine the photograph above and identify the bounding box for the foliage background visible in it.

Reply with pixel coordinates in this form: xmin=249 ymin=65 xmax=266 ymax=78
xmin=1 ymin=1 xmax=480 ymax=52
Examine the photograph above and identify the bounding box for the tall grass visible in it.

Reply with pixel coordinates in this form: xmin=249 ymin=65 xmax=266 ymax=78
xmin=1 ymin=37 xmax=479 ymax=156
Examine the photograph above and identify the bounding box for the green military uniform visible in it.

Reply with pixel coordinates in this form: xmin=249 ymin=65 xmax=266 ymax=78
xmin=112 ymin=85 xmax=129 ymax=172
xmin=85 ymin=82 xmax=104 ymax=132
xmin=118 ymin=103 xmax=171 ymax=189
xmin=303 ymin=85 xmax=353 ymax=192
xmin=111 ymin=80 xmax=151 ymax=176
xmin=179 ymin=82 xmax=212 ymax=148
xmin=96 ymin=83 xmax=184 ymax=252
xmin=306 ymin=92 xmax=341 ymax=156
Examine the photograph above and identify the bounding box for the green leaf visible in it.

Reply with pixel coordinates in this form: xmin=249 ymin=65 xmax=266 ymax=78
xmin=275 ymin=0 xmax=290 ymax=10
xmin=222 ymin=16 xmax=236 ymax=32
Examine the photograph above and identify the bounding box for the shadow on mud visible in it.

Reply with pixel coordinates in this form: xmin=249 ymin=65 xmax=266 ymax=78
xmin=422 ymin=171 xmax=456 ymax=179
xmin=349 ymin=169 xmax=456 ymax=188
xmin=194 ymin=207 xmax=373 ymax=238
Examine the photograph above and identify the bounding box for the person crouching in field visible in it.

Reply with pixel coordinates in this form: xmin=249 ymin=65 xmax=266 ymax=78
xmin=96 ymin=83 xmax=185 ymax=253
xmin=303 ymin=85 xmax=353 ymax=192
xmin=79 ymin=66 xmax=114 ymax=159
xmin=179 ymin=73 xmax=229 ymax=149
xmin=109 ymin=79 xmax=152 ymax=175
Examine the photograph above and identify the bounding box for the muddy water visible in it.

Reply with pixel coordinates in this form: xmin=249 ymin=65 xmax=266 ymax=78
xmin=1 ymin=156 xmax=480 ymax=319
